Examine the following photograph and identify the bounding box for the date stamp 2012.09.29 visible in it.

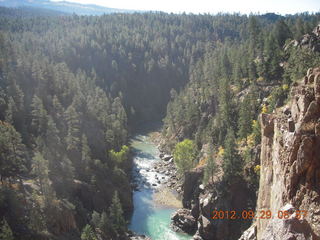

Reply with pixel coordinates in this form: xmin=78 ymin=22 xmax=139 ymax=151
xmin=211 ymin=210 xmax=307 ymax=220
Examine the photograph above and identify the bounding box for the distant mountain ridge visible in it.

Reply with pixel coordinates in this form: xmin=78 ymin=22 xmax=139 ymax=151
xmin=0 ymin=0 xmax=137 ymax=15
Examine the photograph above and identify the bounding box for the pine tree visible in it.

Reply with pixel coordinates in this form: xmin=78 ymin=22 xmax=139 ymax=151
xmin=65 ymin=105 xmax=81 ymax=151
xmin=28 ymin=191 xmax=46 ymax=233
xmin=44 ymin=116 xmax=61 ymax=151
xmin=248 ymin=16 xmax=261 ymax=51
xmin=98 ymin=211 xmax=109 ymax=233
xmin=203 ymin=148 xmax=216 ymax=184
xmin=31 ymin=152 xmax=55 ymax=206
xmin=217 ymin=78 xmax=234 ymax=144
xmin=80 ymin=134 xmax=92 ymax=180
xmin=4 ymin=97 xmax=16 ymax=125
xmin=263 ymin=34 xmax=283 ymax=81
xmin=223 ymin=129 xmax=243 ymax=184
xmin=0 ymin=121 xmax=27 ymax=181
xmin=273 ymin=19 xmax=292 ymax=47
xmin=238 ymin=95 xmax=252 ymax=140
xmin=52 ymin=95 xmax=66 ymax=133
xmin=81 ymin=224 xmax=97 ymax=240
xmin=109 ymin=191 xmax=126 ymax=237
xmin=90 ymin=211 xmax=101 ymax=228
xmin=31 ymin=95 xmax=48 ymax=136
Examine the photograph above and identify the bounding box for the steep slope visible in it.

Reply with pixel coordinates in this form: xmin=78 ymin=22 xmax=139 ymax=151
xmin=239 ymin=25 xmax=320 ymax=240
xmin=162 ymin=21 xmax=320 ymax=240
xmin=244 ymin=67 xmax=320 ymax=240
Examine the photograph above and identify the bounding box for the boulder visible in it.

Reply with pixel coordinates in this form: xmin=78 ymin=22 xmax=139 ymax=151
xmin=129 ymin=232 xmax=151 ymax=240
xmin=171 ymin=208 xmax=197 ymax=234
xmin=192 ymin=231 xmax=204 ymax=240
xmin=308 ymin=74 xmax=315 ymax=84
xmin=239 ymin=224 xmax=257 ymax=240
xmin=283 ymin=105 xmax=291 ymax=115
xmin=163 ymin=154 xmax=173 ymax=161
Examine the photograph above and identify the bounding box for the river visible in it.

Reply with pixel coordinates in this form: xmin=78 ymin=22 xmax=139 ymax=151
xmin=128 ymin=133 xmax=191 ymax=240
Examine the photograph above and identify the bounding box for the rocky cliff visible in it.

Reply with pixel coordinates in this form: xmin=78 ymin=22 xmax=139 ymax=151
xmin=285 ymin=23 xmax=320 ymax=52
xmin=171 ymin=165 xmax=256 ymax=240
xmin=172 ymin=67 xmax=320 ymax=240
xmin=241 ymin=67 xmax=320 ymax=240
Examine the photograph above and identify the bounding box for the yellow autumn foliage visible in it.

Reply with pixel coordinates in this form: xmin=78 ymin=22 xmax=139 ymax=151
xmin=282 ymin=84 xmax=289 ymax=91
xmin=246 ymin=133 xmax=255 ymax=147
xmin=197 ymin=157 xmax=207 ymax=168
xmin=254 ymin=164 xmax=261 ymax=174
xmin=261 ymin=104 xmax=268 ymax=114
xmin=218 ymin=146 xmax=225 ymax=157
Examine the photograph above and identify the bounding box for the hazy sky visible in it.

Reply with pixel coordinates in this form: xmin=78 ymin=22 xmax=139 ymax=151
xmin=52 ymin=0 xmax=320 ymax=14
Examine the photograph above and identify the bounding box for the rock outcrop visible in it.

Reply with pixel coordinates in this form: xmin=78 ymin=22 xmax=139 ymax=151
xmin=242 ymin=67 xmax=320 ymax=240
xmin=239 ymin=224 xmax=257 ymax=240
xmin=183 ymin=168 xmax=204 ymax=209
xmin=172 ymin=166 xmax=255 ymax=240
xmin=285 ymin=23 xmax=320 ymax=52
xmin=127 ymin=231 xmax=151 ymax=240
xmin=171 ymin=208 xmax=197 ymax=234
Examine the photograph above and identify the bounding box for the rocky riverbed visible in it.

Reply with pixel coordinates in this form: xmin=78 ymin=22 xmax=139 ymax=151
xmin=130 ymin=152 xmax=182 ymax=191
xmin=129 ymin=133 xmax=191 ymax=240
xmin=155 ymin=153 xmax=183 ymax=193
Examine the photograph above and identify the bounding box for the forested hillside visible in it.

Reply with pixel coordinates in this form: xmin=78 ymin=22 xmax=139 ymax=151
xmin=0 ymin=0 xmax=133 ymax=15
xmin=161 ymin=13 xmax=320 ymax=240
xmin=0 ymin=7 xmax=320 ymax=240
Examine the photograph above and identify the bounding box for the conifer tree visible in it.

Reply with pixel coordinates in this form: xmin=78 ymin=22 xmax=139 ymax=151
xmin=31 ymin=152 xmax=55 ymax=205
xmin=90 ymin=211 xmax=101 ymax=228
xmin=65 ymin=104 xmax=81 ymax=151
xmin=81 ymin=224 xmax=97 ymax=240
xmin=52 ymin=95 xmax=66 ymax=133
xmin=4 ymin=97 xmax=16 ymax=125
xmin=0 ymin=121 xmax=26 ymax=181
xmin=80 ymin=134 xmax=92 ymax=180
xmin=238 ymin=95 xmax=252 ymax=140
xmin=31 ymin=95 xmax=48 ymax=136
xmin=109 ymin=191 xmax=126 ymax=237
xmin=203 ymin=148 xmax=216 ymax=184
xmin=223 ymin=129 xmax=243 ymax=183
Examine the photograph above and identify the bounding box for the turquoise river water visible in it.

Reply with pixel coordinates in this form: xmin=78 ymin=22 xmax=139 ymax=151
xmin=129 ymin=134 xmax=191 ymax=240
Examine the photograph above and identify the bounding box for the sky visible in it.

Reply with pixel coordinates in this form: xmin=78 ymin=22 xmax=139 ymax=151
xmin=51 ymin=0 xmax=320 ymax=14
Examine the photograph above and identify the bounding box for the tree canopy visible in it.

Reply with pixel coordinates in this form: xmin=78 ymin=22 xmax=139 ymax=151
xmin=173 ymin=139 xmax=198 ymax=173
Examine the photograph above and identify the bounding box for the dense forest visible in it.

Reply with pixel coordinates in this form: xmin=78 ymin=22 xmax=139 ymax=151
xmin=0 ymin=6 xmax=320 ymax=240
xmin=161 ymin=12 xmax=320 ymax=240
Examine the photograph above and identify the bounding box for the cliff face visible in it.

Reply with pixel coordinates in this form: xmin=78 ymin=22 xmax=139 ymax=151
xmin=173 ymin=68 xmax=320 ymax=240
xmin=172 ymin=165 xmax=256 ymax=240
xmin=246 ymin=67 xmax=320 ymax=239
